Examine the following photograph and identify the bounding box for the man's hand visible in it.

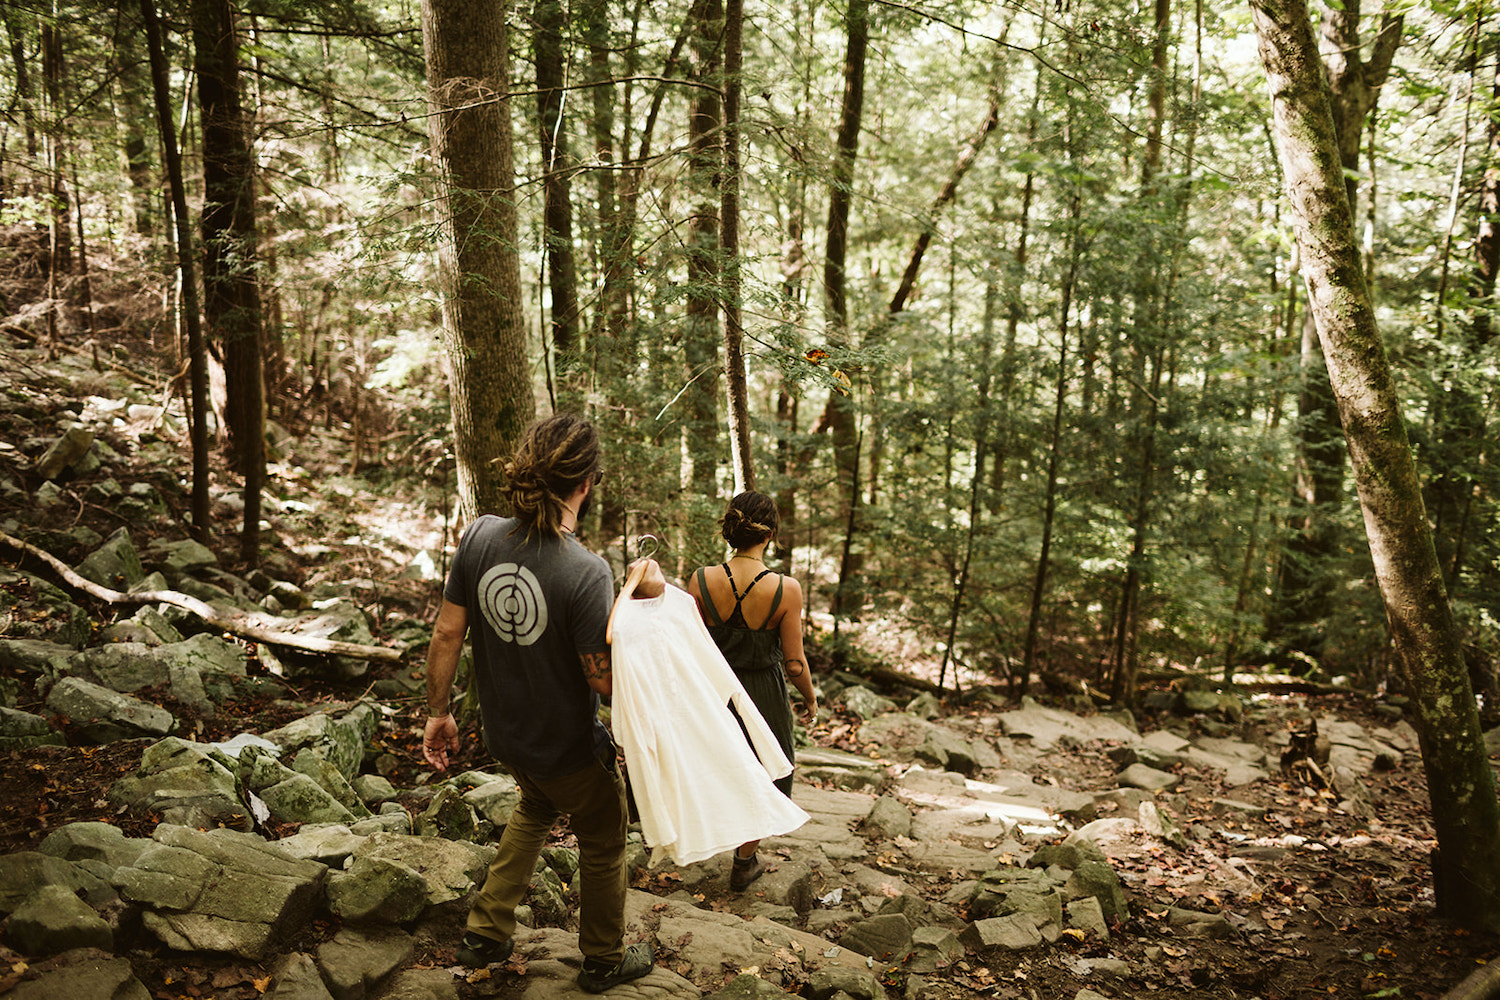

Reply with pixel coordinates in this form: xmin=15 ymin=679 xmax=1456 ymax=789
xmin=423 ymin=713 xmax=459 ymax=771
xmin=628 ymin=558 xmax=666 ymax=598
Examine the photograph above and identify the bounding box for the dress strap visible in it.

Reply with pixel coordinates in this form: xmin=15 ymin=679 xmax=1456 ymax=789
xmin=757 ymin=575 xmax=785 ymax=631
xmin=726 ymin=564 xmax=773 ymax=602
xmin=697 ymin=567 xmax=726 ymax=626
xmin=724 ymin=563 xmax=773 ymax=625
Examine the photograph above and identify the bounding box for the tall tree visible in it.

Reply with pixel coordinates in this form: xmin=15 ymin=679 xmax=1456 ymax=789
xmin=1426 ymin=9 xmax=1500 ymax=601
xmin=1265 ymin=0 xmax=1401 ymax=670
xmin=720 ymin=0 xmax=753 ymax=491
xmin=534 ymin=0 xmax=581 ymax=401
xmin=139 ymin=0 xmax=211 ymax=541
xmin=683 ymin=0 xmax=723 ymax=493
xmin=818 ymin=0 xmax=870 ymax=616
xmin=421 ymin=0 xmax=536 ymax=520
xmin=1252 ymin=0 xmax=1500 ymax=932
xmin=194 ymin=0 xmax=266 ymax=564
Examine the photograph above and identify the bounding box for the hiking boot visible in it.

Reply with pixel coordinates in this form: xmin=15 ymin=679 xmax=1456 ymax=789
xmin=578 ymin=942 xmax=654 ymax=993
xmin=729 ymin=851 xmax=765 ymax=891
xmin=456 ymin=932 xmax=513 ymax=968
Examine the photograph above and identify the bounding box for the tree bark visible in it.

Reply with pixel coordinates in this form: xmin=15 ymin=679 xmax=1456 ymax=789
xmin=819 ymin=0 xmax=869 ymax=617
xmin=421 ymin=0 xmax=536 ymax=522
xmin=684 ymin=0 xmax=723 ymax=493
xmin=534 ymin=0 xmax=581 ymax=400
xmin=1252 ymin=0 xmax=1500 ymax=933
xmin=720 ymin=0 xmax=753 ymax=492
xmin=194 ymin=0 xmax=266 ymax=565
xmin=1267 ymin=0 xmax=1402 ymax=670
xmin=1025 ymin=193 xmax=1082 ymax=698
xmin=140 ymin=0 xmax=212 ymax=543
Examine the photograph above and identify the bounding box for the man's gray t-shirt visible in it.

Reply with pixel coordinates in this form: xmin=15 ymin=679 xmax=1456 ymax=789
xmin=445 ymin=515 xmax=614 ymax=779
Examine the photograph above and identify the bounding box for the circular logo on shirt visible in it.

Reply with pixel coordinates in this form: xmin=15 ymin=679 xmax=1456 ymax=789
xmin=477 ymin=563 xmax=548 ymax=646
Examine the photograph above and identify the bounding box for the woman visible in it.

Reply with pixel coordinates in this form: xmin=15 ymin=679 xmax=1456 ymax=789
xmin=686 ymin=491 xmax=818 ymax=891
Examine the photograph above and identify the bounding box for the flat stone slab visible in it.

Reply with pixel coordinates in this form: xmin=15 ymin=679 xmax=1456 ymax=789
xmin=997 ymin=701 xmax=1139 ymax=750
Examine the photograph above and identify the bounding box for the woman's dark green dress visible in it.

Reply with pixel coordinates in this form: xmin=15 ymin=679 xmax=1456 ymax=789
xmin=694 ymin=564 xmax=796 ymax=796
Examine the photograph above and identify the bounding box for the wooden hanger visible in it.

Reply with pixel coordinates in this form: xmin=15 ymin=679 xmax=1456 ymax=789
xmin=607 ymin=536 xmax=662 ymax=644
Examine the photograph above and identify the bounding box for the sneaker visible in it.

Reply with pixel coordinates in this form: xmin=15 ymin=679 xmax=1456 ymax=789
xmin=456 ymin=931 xmax=513 ymax=968
xmin=729 ymin=851 xmax=765 ymax=891
xmin=578 ymin=942 xmax=654 ymax=993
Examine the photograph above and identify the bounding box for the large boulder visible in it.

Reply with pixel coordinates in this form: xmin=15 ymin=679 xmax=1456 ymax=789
xmin=263 ymin=712 xmax=365 ymax=780
xmin=347 ymin=833 xmax=492 ymax=911
xmin=0 ymin=852 xmax=117 ymax=917
xmin=0 ymin=572 xmax=91 ymax=649
xmin=8 ymin=883 xmax=114 ymax=954
xmin=47 ymin=677 xmax=174 ymax=743
xmin=74 ymin=527 xmax=145 ymax=590
xmin=39 ymin=821 xmax=151 ymax=870
xmin=112 ymin=824 xmax=328 ymax=960
xmin=108 ymin=737 xmax=250 ymax=831
xmin=6 ymin=950 xmax=150 ymax=1000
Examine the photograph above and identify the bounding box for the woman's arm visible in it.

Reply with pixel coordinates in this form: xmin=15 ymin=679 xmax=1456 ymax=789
xmin=685 ymin=567 xmax=712 ymax=624
xmin=776 ymin=577 xmax=818 ymax=724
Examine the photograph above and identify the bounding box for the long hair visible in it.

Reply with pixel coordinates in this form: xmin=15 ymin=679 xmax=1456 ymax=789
xmin=720 ymin=491 xmax=779 ymax=549
xmin=503 ymin=414 xmax=601 ymax=538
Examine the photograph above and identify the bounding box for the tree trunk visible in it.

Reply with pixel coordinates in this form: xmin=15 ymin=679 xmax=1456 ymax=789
xmin=1427 ymin=10 xmax=1499 ymax=595
xmin=683 ymin=0 xmax=723 ymax=493
xmin=421 ymin=0 xmax=536 ymax=521
xmin=534 ymin=0 xmax=581 ymax=401
xmin=1024 ymin=193 xmax=1083 ymax=697
xmin=3 ymin=10 xmax=36 ymax=171
xmin=1109 ymin=0 xmax=1172 ymax=703
xmin=112 ymin=23 xmax=155 ymax=235
xmin=194 ymin=0 xmax=266 ymax=565
xmin=818 ymin=0 xmax=869 ymax=617
xmin=1252 ymin=0 xmax=1500 ymax=933
xmin=1267 ymin=0 xmax=1401 ymax=670
xmin=720 ymin=0 xmax=753 ymax=492
xmin=140 ymin=0 xmax=212 ymax=542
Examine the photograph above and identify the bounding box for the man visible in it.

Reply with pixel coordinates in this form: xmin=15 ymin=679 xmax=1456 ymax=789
xmin=422 ymin=414 xmax=654 ymax=993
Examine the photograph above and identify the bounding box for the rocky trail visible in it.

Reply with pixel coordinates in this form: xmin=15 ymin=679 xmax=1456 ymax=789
xmin=0 ymin=339 xmax=1496 ymax=1000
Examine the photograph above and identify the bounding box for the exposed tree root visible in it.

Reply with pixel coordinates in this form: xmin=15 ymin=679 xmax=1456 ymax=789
xmin=0 ymin=529 xmax=403 ymax=664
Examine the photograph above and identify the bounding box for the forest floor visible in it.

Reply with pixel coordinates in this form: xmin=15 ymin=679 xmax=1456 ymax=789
xmin=0 ymin=606 xmax=1493 ymax=1000
xmin=1 ymin=332 xmax=1497 ymax=1000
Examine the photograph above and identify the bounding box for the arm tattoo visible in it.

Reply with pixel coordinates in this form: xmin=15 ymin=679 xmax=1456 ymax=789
xmin=581 ymin=650 xmax=612 ymax=683
xmin=783 ymin=657 xmax=808 ymax=679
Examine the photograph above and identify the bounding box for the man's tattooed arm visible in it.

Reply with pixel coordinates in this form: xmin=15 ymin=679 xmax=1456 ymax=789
xmin=581 ymin=650 xmax=613 ymax=696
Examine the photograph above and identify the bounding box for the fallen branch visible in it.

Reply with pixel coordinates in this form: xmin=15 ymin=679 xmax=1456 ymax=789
xmin=1441 ymin=959 xmax=1500 ymax=1000
xmin=0 ymin=529 xmax=404 ymax=664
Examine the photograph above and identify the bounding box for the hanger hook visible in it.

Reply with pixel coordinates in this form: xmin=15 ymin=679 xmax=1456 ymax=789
xmin=635 ymin=533 xmax=660 ymax=561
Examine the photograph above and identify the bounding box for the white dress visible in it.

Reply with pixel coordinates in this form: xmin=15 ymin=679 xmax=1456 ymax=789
xmin=610 ymin=585 xmax=810 ymax=866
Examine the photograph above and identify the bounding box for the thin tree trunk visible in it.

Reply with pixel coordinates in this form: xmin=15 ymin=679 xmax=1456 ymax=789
xmin=194 ymin=0 xmax=266 ymax=564
xmin=140 ymin=0 xmax=211 ymax=541
xmin=684 ymin=0 xmax=723 ymax=493
xmin=1023 ymin=193 xmax=1083 ymax=696
xmin=1253 ymin=0 xmax=1500 ymax=933
xmin=818 ymin=0 xmax=869 ymax=616
xmin=991 ymin=17 xmax=1046 ymax=503
xmin=939 ymin=249 xmax=999 ymax=692
xmin=534 ymin=0 xmax=581 ymax=400
xmin=720 ymin=0 xmax=752 ymax=491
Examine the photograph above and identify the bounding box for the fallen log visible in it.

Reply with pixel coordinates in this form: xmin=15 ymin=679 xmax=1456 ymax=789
xmin=1441 ymin=959 xmax=1500 ymax=1000
xmin=0 ymin=529 xmax=404 ymax=664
